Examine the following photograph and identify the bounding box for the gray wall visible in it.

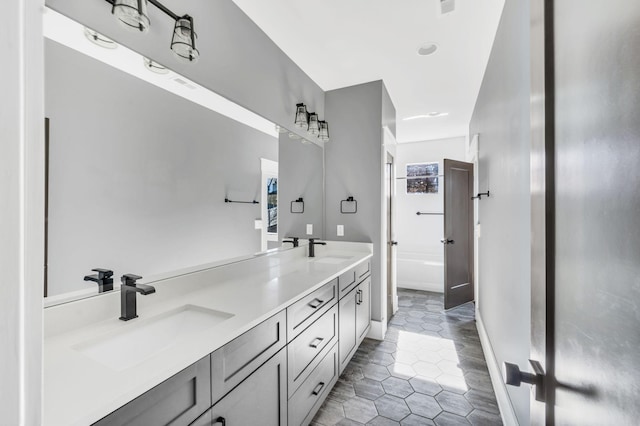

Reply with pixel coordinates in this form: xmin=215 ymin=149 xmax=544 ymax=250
xmin=45 ymin=0 xmax=325 ymax=141
xmin=468 ymin=0 xmax=531 ymax=422
xmin=46 ymin=40 xmax=277 ymax=296
xmin=278 ymin=138 xmax=324 ymax=240
xmin=325 ymin=80 xmax=395 ymax=322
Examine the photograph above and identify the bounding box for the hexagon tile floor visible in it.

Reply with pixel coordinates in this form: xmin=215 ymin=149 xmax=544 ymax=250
xmin=311 ymin=289 xmax=503 ymax=426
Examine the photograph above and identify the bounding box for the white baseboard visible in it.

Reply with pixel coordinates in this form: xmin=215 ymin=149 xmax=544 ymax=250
xmin=367 ymin=319 xmax=386 ymax=341
xmin=476 ymin=312 xmax=520 ymax=426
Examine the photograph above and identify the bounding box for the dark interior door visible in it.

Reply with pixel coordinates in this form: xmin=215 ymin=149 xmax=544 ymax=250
xmin=443 ymin=159 xmax=474 ymax=310
xmin=525 ymin=1 xmax=640 ymax=424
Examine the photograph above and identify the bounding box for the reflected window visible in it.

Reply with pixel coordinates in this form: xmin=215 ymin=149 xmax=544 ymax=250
xmin=267 ymin=178 xmax=278 ymax=233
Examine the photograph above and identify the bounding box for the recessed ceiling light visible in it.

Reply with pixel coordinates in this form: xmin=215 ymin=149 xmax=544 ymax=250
xmin=417 ymin=43 xmax=438 ymax=56
xmin=143 ymin=57 xmax=169 ymax=74
xmin=83 ymin=27 xmax=118 ymax=49
xmin=403 ymin=112 xmax=449 ymax=121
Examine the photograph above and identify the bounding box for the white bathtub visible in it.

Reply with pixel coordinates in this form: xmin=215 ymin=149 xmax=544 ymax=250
xmin=397 ymin=251 xmax=444 ymax=293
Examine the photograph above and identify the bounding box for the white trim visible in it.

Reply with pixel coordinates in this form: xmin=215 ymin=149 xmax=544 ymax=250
xmin=1 ymin=0 xmax=44 ymax=423
xmin=476 ymin=312 xmax=520 ymax=426
xmin=467 ymin=134 xmax=480 ymax=309
xmin=366 ymin=319 xmax=387 ymax=341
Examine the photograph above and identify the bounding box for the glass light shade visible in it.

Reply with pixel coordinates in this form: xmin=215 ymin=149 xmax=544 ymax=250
xmin=171 ymin=16 xmax=200 ymax=62
xmin=112 ymin=0 xmax=150 ymax=32
xmin=318 ymin=121 xmax=330 ymax=142
xmin=294 ymin=103 xmax=309 ymax=129
xmin=307 ymin=112 xmax=320 ymax=135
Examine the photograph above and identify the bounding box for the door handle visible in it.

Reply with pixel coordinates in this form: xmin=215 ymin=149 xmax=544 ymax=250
xmin=389 ymin=241 xmax=398 ymax=246
xmin=503 ymin=360 xmax=546 ymax=402
xmin=359 ymin=289 xmax=363 ymax=304
xmin=440 ymin=239 xmax=454 ymax=244
xmin=214 ymin=416 xmax=226 ymax=426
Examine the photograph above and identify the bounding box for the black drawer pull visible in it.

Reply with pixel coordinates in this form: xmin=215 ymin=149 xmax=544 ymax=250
xmin=358 ymin=289 xmax=363 ymax=304
xmin=312 ymin=382 xmax=326 ymax=396
xmin=308 ymin=298 xmax=324 ymax=309
xmin=309 ymin=337 xmax=325 ymax=348
xmin=355 ymin=290 xmax=361 ymax=305
xmin=215 ymin=416 xmax=226 ymax=426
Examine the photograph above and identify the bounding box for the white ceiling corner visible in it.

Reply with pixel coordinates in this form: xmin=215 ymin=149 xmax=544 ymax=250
xmin=231 ymin=0 xmax=505 ymax=142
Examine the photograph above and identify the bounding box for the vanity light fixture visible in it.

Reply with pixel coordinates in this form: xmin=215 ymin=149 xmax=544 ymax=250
xmin=307 ymin=112 xmax=320 ymax=135
xmin=318 ymin=120 xmax=330 ymax=142
xmin=106 ymin=0 xmax=199 ymax=62
xmin=294 ymin=103 xmax=309 ymax=129
xmin=171 ymin=15 xmax=199 ymax=62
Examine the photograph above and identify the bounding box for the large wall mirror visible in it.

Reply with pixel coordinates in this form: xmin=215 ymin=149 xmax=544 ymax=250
xmin=44 ymin=8 xmax=325 ymax=304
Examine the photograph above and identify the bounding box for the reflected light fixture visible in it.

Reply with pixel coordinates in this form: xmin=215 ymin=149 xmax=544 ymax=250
xmin=288 ymin=132 xmax=301 ymax=140
xmin=275 ymin=124 xmax=288 ymax=134
xmin=106 ymin=0 xmax=199 ymax=62
xmin=307 ymin=112 xmax=320 ymax=135
xmin=318 ymin=120 xmax=330 ymax=142
xmin=294 ymin=103 xmax=309 ymax=129
xmin=83 ymin=27 xmax=118 ymax=49
xmin=143 ymin=57 xmax=169 ymax=74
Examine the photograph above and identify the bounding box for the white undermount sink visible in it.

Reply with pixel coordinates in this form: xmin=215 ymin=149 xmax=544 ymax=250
xmin=73 ymin=305 xmax=234 ymax=371
xmin=313 ymin=255 xmax=352 ymax=264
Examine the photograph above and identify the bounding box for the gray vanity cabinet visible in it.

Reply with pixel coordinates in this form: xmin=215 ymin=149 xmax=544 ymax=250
xmin=93 ymin=356 xmax=211 ymax=426
xmin=355 ymin=277 xmax=371 ymax=341
xmin=191 ymin=348 xmax=287 ymax=426
xmin=338 ymin=264 xmax=372 ymax=374
xmin=338 ymin=286 xmax=358 ymax=373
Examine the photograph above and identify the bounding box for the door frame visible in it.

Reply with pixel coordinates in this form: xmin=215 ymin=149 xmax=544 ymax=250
xmin=530 ymin=0 xmax=555 ymax=424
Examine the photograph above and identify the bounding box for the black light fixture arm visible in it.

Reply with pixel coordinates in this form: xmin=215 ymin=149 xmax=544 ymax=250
xmin=105 ymin=0 xmax=180 ymax=21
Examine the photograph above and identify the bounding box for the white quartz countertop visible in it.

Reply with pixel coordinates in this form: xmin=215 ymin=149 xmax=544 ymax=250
xmin=43 ymin=242 xmax=372 ymax=426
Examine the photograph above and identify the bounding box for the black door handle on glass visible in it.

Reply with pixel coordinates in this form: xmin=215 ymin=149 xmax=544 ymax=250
xmin=214 ymin=416 xmax=226 ymax=426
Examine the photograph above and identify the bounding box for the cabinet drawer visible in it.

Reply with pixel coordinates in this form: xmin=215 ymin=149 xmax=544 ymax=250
xmin=338 ymin=268 xmax=357 ymax=298
xmin=211 ymin=310 xmax=286 ymax=403
xmin=356 ymin=260 xmax=371 ymax=282
xmin=193 ymin=349 xmax=287 ymax=426
xmin=93 ymin=356 xmax=210 ymax=426
xmin=287 ymin=279 xmax=337 ymax=341
xmin=288 ymin=343 xmax=339 ymax=426
xmin=288 ymin=305 xmax=338 ymax=397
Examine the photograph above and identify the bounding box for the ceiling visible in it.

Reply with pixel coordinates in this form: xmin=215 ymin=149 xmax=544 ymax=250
xmin=231 ymin=0 xmax=505 ymax=143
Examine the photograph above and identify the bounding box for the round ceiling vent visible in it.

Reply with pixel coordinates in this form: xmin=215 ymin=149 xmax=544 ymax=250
xmin=417 ymin=43 xmax=438 ymax=56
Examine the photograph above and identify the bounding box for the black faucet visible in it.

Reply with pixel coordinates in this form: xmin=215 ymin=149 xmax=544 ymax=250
xmin=283 ymin=237 xmax=300 ymax=247
xmin=84 ymin=268 xmax=114 ymax=293
xmin=308 ymin=238 xmax=326 ymax=258
xmin=119 ymin=274 xmax=155 ymax=321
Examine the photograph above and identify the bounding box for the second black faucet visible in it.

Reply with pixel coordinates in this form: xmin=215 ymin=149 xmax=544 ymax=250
xmin=119 ymin=274 xmax=155 ymax=321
